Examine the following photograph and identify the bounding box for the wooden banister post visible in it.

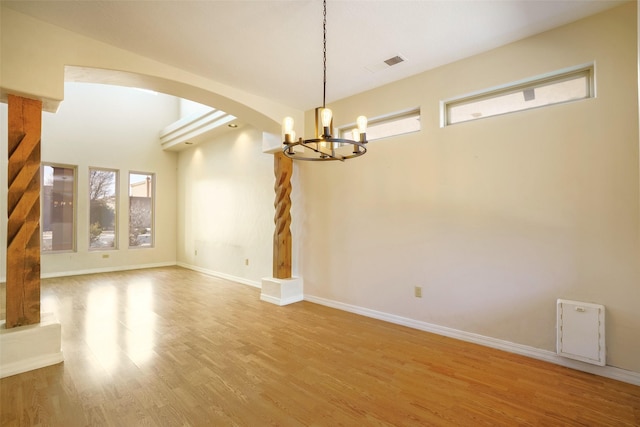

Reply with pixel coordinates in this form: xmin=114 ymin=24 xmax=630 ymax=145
xmin=6 ymin=94 xmax=42 ymax=328
xmin=273 ymin=151 xmax=292 ymax=279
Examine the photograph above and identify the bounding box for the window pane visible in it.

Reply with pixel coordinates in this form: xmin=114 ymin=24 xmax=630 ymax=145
xmin=445 ymin=66 xmax=593 ymax=125
xmin=89 ymin=169 xmax=117 ymax=250
xmin=342 ymin=110 xmax=421 ymax=141
xmin=42 ymin=164 xmax=76 ymax=252
xmin=129 ymin=173 xmax=154 ymax=248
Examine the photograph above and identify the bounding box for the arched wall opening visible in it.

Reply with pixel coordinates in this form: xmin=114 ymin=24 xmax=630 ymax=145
xmin=0 ymin=6 xmax=303 ymax=138
xmin=63 ymin=66 xmax=282 ymax=136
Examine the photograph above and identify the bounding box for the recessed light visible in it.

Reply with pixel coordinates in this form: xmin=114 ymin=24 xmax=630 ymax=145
xmin=228 ymin=123 xmax=238 ymax=128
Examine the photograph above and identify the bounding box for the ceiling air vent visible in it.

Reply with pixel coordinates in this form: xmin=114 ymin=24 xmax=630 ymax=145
xmin=365 ymin=55 xmax=407 ymax=73
xmin=384 ymin=55 xmax=405 ymax=66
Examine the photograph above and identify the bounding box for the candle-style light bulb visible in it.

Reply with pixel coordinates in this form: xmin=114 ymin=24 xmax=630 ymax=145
xmin=356 ymin=116 xmax=368 ymax=142
xmin=283 ymin=117 xmax=294 ymax=134
xmin=356 ymin=116 xmax=368 ymax=133
xmin=321 ymin=108 xmax=333 ymax=127
xmin=282 ymin=116 xmax=295 ymax=143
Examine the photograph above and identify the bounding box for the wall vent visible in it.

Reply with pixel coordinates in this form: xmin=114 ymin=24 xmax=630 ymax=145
xmin=557 ymin=299 xmax=605 ymax=366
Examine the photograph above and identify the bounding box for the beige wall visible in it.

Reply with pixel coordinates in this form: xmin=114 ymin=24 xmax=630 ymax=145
xmin=299 ymin=3 xmax=639 ymax=372
xmin=1 ymin=82 xmax=180 ymax=277
xmin=176 ymin=127 xmax=274 ymax=285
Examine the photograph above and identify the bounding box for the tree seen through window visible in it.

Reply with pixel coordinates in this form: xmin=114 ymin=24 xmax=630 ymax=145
xmin=89 ymin=168 xmax=117 ymax=250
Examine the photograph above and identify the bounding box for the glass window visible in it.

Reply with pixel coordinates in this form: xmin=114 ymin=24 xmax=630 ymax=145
xmin=42 ymin=164 xmax=76 ymax=252
xmin=129 ymin=172 xmax=154 ymax=248
xmin=443 ymin=65 xmax=594 ymax=126
xmin=89 ymin=168 xmax=118 ymax=250
xmin=341 ymin=109 xmax=421 ymax=141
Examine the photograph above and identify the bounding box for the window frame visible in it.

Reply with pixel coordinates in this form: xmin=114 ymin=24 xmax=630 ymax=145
xmin=339 ymin=107 xmax=421 ymax=142
xmin=88 ymin=167 xmax=119 ymax=251
xmin=41 ymin=163 xmax=78 ymax=254
xmin=441 ymin=63 xmax=595 ymax=127
xmin=128 ymin=171 xmax=155 ymax=249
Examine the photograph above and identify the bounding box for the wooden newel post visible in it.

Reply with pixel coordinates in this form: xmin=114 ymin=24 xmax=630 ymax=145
xmin=6 ymin=94 xmax=42 ymax=328
xmin=273 ymin=152 xmax=292 ymax=279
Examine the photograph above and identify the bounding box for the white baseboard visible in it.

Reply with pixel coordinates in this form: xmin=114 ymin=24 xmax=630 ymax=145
xmin=41 ymin=261 xmax=177 ymax=279
xmin=260 ymin=277 xmax=304 ymax=306
xmin=259 ymin=293 xmax=304 ymax=306
xmin=0 ymin=352 xmax=64 ymax=379
xmin=304 ymin=294 xmax=640 ymax=387
xmin=177 ymin=262 xmax=261 ymax=288
xmin=0 ymin=313 xmax=64 ymax=378
xmin=259 ymin=294 xmax=280 ymax=305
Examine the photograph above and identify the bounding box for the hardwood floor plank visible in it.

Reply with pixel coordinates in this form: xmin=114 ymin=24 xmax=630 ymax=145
xmin=1 ymin=266 xmax=639 ymax=426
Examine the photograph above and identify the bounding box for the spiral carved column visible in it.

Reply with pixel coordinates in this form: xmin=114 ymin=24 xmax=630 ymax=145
xmin=273 ymin=151 xmax=292 ymax=279
xmin=6 ymin=95 xmax=42 ymax=328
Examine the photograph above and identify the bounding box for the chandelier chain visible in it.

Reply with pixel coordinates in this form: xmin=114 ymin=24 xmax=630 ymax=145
xmin=281 ymin=0 xmax=367 ymax=161
xmin=322 ymin=0 xmax=327 ymax=109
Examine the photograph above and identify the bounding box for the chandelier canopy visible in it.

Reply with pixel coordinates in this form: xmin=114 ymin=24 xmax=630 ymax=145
xmin=282 ymin=0 xmax=368 ymax=161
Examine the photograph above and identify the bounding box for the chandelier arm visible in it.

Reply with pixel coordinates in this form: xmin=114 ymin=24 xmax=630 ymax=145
xmin=284 ymin=143 xmax=344 ymax=161
xmin=282 ymin=137 xmax=368 ymax=162
xmin=282 ymin=142 xmax=368 ymax=162
xmin=293 ymin=140 xmax=343 ymax=161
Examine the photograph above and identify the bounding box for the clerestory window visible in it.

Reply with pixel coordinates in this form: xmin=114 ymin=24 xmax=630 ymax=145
xmin=442 ymin=64 xmax=594 ymax=126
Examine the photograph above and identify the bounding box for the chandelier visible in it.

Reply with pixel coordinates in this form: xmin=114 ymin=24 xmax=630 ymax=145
xmin=282 ymin=0 xmax=368 ymax=161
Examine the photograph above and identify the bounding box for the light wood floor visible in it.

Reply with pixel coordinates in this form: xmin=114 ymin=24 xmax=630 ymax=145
xmin=1 ymin=267 xmax=639 ymax=426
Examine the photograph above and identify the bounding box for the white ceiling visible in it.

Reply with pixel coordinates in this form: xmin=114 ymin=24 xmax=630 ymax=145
xmin=3 ymin=0 xmax=626 ymax=111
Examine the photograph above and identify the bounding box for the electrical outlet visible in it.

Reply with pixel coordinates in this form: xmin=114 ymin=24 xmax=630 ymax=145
xmin=245 ymin=258 xmax=249 ymax=266
xmin=414 ymin=286 xmax=422 ymax=298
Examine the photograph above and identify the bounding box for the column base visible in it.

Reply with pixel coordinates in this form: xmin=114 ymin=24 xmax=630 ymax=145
xmin=0 ymin=312 xmax=63 ymax=378
xmin=260 ymin=277 xmax=304 ymax=306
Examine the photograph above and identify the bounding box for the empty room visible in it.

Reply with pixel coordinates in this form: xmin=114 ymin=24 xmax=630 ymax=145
xmin=1 ymin=0 xmax=639 ymax=425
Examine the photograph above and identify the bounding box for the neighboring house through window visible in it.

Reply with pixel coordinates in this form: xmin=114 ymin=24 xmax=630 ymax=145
xmin=129 ymin=172 xmax=154 ymax=248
